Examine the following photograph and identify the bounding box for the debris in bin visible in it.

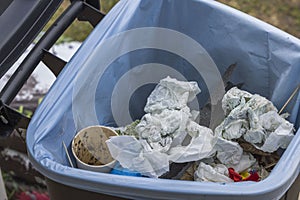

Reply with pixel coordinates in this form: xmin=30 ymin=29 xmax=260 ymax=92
xmin=62 ymin=141 xmax=74 ymax=168
xmin=110 ymin=162 xmax=142 ymax=177
xmin=278 ymin=84 xmax=300 ymax=114
xmin=237 ymin=138 xmax=280 ymax=171
xmin=237 ymin=138 xmax=273 ymax=156
xmin=215 ymin=87 xmax=294 ymax=153
xmin=71 ymin=126 xmax=117 ymax=173
xmin=159 ymin=162 xmax=190 ymax=179
xmin=136 ymin=76 xmax=201 ymax=153
xmin=107 ymin=76 xmax=216 ymax=178
xmin=255 ymin=153 xmax=280 ymax=171
xmin=180 ymin=162 xmax=198 ymax=181
xmin=105 ymin=77 xmax=295 ymax=183
xmin=194 ymin=162 xmax=233 ymax=182
xmin=162 ymin=63 xmax=244 ymax=178
xmin=106 ymin=135 xmax=170 ymax=178
xmin=115 ymin=120 xmax=140 ymax=139
xmin=211 ymin=87 xmax=294 ymax=177
xmin=228 ymin=168 xmax=259 ymax=182
xmin=199 ymin=63 xmax=244 ymax=128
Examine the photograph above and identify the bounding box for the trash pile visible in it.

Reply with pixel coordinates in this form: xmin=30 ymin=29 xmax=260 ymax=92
xmin=104 ymin=77 xmax=294 ymax=182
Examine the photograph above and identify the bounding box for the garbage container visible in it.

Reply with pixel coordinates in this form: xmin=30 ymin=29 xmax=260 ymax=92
xmin=26 ymin=0 xmax=300 ymax=199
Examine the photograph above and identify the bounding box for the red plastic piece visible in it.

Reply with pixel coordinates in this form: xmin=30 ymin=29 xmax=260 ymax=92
xmin=228 ymin=168 xmax=260 ymax=182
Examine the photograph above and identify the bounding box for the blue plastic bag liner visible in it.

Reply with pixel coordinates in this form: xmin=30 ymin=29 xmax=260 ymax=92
xmin=27 ymin=0 xmax=300 ymax=199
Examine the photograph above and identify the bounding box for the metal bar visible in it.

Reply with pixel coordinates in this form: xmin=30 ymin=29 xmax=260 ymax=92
xmin=0 ymin=0 xmax=84 ymax=105
xmin=0 ymin=0 xmax=63 ymax=78
xmin=42 ymin=49 xmax=67 ymax=77
xmin=78 ymin=2 xmax=105 ymax=27
xmin=0 ymin=101 xmax=30 ymax=137
xmin=86 ymin=0 xmax=100 ymax=10
xmin=70 ymin=0 xmax=100 ymax=10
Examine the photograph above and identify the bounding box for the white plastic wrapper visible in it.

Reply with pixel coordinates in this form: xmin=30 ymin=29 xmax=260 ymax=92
xmin=255 ymin=110 xmax=294 ymax=152
xmin=215 ymin=137 xmax=243 ymax=166
xmin=168 ymin=121 xmax=216 ymax=163
xmin=106 ymin=135 xmax=169 ymax=178
xmin=194 ymin=162 xmax=233 ymax=183
xmin=255 ymin=121 xmax=294 ymax=152
xmin=215 ymin=87 xmax=294 ymax=153
xmin=215 ymin=126 xmax=257 ymax=172
xmin=225 ymin=153 xmax=257 ymax=173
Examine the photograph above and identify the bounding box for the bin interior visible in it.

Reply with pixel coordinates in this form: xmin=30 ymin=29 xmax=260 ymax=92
xmin=26 ymin=0 xmax=300 ymax=199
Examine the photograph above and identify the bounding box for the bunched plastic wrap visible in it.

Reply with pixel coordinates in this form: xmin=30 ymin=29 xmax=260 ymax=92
xmin=27 ymin=0 xmax=300 ymax=199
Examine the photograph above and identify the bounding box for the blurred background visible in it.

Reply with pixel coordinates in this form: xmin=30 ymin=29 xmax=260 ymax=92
xmin=52 ymin=0 xmax=300 ymax=42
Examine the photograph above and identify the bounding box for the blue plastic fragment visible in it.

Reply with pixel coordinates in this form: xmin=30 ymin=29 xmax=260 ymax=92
xmin=111 ymin=162 xmax=142 ymax=177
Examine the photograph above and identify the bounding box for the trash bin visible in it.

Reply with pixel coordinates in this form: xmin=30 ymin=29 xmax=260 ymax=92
xmin=26 ymin=0 xmax=300 ymax=199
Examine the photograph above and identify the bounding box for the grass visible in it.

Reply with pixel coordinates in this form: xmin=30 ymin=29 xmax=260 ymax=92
xmin=45 ymin=0 xmax=119 ymax=43
xmin=46 ymin=0 xmax=300 ymax=42
xmin=100 ymin=0 xmax=119 ymax=14
xmin=218 ymin=0 xmax=300 ymax=38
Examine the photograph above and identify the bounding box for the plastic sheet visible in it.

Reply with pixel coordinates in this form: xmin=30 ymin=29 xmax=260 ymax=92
xmin=27 ymin=0 xmax=300 ymax=199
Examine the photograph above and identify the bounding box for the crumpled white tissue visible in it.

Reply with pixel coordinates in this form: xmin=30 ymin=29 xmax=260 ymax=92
xmin=194 ymin=162 xmax=233 ymax=182
xmin=144 ymin=76 xmax=200 ymax=113
xmin=106 ymin=77 xmax=217 ymax=177
xmin=136 ymin=107 xmax=191 ymax=152
xmin=215 ymin=87 xmax=294 ymax=153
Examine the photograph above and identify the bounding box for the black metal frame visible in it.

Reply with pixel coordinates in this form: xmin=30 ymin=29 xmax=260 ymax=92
xmin=0 ymin=0 xmax=63 ymax=77
xmin=0 ymin=0 xmax=105 ymax=136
